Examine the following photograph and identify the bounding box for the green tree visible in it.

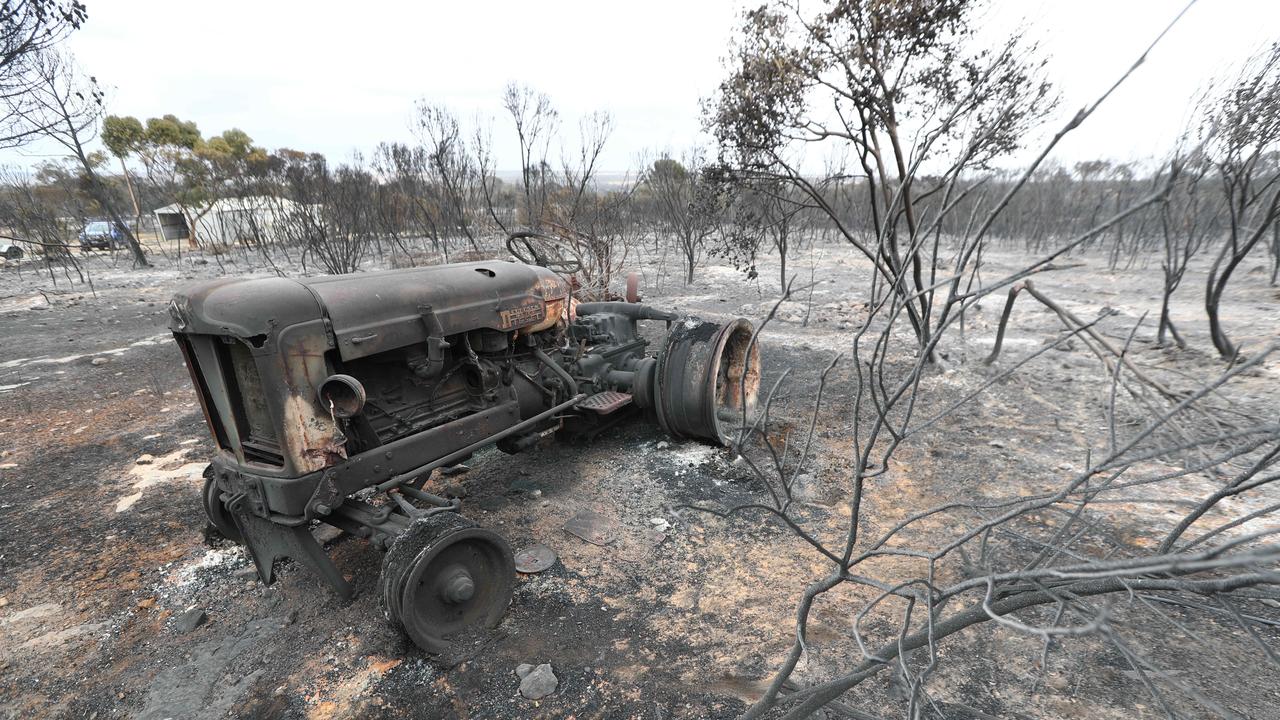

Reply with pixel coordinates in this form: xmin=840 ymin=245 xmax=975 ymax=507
xmin=119 ymin=117 xmax=264 ymax=250
xmin=101 ymin=114 xmax=146 ymax=234
xmin=170 ymin=128 xmax=265 ymax=247
xmin=144 ymin=114 xmax=200 ymax=151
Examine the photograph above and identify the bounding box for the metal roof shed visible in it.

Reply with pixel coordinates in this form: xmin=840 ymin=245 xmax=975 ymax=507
xmin=153 ymin=196 xmax=302 ymax=247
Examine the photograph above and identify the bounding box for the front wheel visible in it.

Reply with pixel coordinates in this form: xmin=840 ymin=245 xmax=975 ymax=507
xmin=380 ymin=513 xmax=514 ymax=653
xmin=202 ymin=466 xmax=242 ymax=543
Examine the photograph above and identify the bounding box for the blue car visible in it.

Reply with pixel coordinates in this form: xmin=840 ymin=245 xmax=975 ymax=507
xmin=79 ymin=220 xmax=124 ymax=251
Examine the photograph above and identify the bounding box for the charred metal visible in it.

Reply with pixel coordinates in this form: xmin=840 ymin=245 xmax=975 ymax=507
xmin=169 ymin=259 xmax=760 ymax=652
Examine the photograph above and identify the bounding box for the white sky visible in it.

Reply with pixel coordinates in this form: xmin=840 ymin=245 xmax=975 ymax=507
xmin=4 ymin=0 xmax=1278 ymax=173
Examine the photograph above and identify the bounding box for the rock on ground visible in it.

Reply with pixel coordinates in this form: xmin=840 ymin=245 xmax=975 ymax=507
xmin=518 ymin=663 xmax=558 ymax=699
xmin=173 ymin=608 xmax=207 ymax=634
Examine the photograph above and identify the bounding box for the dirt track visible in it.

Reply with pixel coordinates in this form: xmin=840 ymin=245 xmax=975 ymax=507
xmin=1 ymin=244 xmax=1278 ymax=719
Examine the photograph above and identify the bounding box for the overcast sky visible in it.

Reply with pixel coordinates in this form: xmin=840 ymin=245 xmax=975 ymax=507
xmin=5 ymin=0 xmax=1278 ymax=173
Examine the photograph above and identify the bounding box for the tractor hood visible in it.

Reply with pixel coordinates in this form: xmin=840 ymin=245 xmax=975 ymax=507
xmin=169 ymin=261 xmax=572 ymax=360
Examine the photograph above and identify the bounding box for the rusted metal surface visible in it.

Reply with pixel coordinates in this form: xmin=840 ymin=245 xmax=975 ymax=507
xmin=169 ymin=257 xmax=761 ymax=653
xmin=654 ymin=318 xmax=760 ymax=444
xmin=303 ymin=261 xmax=570 ymax=359
xmin=277 ymin=320 xmax=346 ymax=472
xmin=625 ymin=272 xmax=640 ymax=304
xmin=564 ymin=510 xmax=617 ymax=546
xmin=578 ymin=390 xmax=632 ymax=414
xmin=514 ymin=544 xmax=558 ymax=573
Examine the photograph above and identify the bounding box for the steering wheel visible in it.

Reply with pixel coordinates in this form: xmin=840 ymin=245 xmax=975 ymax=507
xmin=506 ymin=231 xmax=583 ymax=275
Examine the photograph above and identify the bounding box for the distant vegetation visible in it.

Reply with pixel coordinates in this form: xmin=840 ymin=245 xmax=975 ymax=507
xmin=3 ymin=2 xmax=1280 ymax=719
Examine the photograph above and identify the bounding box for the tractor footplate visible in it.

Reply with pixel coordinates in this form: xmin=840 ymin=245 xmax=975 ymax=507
xmin=579 ymin=391 xmax=632 ymax=414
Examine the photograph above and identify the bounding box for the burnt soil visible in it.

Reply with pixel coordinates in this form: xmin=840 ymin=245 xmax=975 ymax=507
xmin=1 ymin=244 xmax=1278 ymax=719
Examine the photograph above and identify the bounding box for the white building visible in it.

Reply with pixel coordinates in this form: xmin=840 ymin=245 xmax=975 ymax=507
xmin=153 ymin=196 xmax=307 ymax=247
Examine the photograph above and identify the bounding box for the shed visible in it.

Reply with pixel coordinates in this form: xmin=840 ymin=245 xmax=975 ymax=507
xmin=153 ymin=196 xmax=306 ymax=247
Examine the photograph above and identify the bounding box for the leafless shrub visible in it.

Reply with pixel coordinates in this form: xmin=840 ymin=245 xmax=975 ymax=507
xmin=702 ymin=226 xmax=1280 ymax=720
xmin=266 ymin=152 xmax=380 ymax=274
xmin=684 ymin=3 xmax=1280 ymax=718
xmin=503 ymin=82 xmax=559 ymax=231
xmin=1198 ymin=43 xmax=1280 ymax=359
xmin=1157 ymin=149 xmax=1222 ymax=348
xmin=412 ymin=101 xmax=486 ymax=253
xmin=0 ymin=165 xmax=84 ymax=283
xmin=640 ymin=149 xmax=723 ymax=285
xmin=711 ymin=174 xmax=809 ymax=292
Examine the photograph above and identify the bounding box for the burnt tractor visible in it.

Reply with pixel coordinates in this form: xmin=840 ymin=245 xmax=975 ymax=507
xmin=168 ymin=252 xmax=759 ymax=652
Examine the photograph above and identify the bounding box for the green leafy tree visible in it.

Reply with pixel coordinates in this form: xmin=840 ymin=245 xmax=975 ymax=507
xmin=101 ymin=114 xmax=145 ymax=233
xmin=123 ymin=119 xmax=265 ymax=249
xmin=170 ymin=128 xmax=267 ymax=247
xmin=136 ymin=114 xmax=201 ymax=195
xmin=144 ymin=114 xmax=200 ymax=151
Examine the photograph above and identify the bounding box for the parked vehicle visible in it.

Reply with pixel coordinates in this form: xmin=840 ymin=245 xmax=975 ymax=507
xmin=79 ymin=221 xmax=124 ymax=251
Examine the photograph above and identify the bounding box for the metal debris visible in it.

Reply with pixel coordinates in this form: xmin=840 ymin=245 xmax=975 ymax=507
xmin=564 ymin=510 xmax=617 ymax=546
xmin=513 ymin=544 xmax=557 ymax=573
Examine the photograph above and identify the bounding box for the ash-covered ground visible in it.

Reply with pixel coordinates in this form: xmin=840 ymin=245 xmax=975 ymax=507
xmin=1 ymin=243 xmax=1278 ymax=719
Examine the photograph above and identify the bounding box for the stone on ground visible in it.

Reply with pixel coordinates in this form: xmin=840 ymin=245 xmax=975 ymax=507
xmin=518 ymin=663 xmax=557 ymax=699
